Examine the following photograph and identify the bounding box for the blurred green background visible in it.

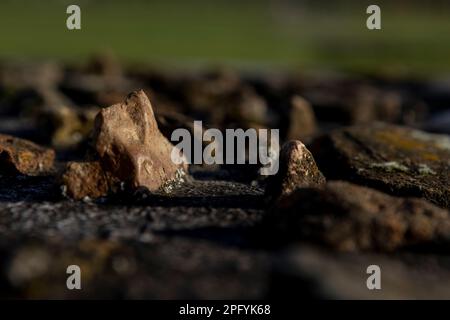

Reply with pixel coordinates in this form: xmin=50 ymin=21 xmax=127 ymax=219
xmin=0 ymin=0 xmax=449 ymax=74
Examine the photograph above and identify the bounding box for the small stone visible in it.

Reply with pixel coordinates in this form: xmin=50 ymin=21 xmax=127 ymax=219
xmin=183 ymin=68 xmax=241 ymax=115
xmin=286 ymin=95 xmax=317 ymax=141
xmin=60 ymin=53 xmax=138 ymax=108
xmin=266 ymin=181 xmax=450 ymax=252
xmin=302 ymin=81 xmax=426 ymax=126
xmin=311 ymin=123 xmax=450 ymax=209
xmin=303 ymin=83 xmax=377 ymax=125
xmin=182 ymin=70 xmax=276 ymax=129
xmin=34 ymin=88 xmax=98 ymax=148
xmin=0 ymin=61 xmax=63 ymax=90
xmin=265 ymin=140 xmax=326 ymax=201
xmin=155 ymin=108 xmax=203 ymax=143
xmin=86 ymin=51 xmax=123 ymax=78
xmin=0 ymin=85 xmax=73 ymax=118
xmin=0 ymin=134 xmax=55 ymax=175
xmin=60 ymin=161 xmax=114 ymax=200
xmin=93 ymin=90 xmax=187 ymax=192
xmin=227 ymin=87 xmax=273 ymax=128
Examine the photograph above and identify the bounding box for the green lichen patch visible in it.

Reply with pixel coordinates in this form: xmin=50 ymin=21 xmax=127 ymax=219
xmin=370 ymin=161 xmax=410 ymax=173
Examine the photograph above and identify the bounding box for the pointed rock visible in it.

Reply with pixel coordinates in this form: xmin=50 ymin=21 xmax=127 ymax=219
xmin=92 ymin=90 xmax=187 ymax=192
xmin=265 ymin=140 xmax=325 ymax=201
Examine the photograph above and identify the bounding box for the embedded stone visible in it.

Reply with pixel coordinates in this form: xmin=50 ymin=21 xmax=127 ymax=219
xmin=266 ymin=181 xmax=450 ymax=252
xmin=60 ymin=161 xmax=113 ymax=200
xmin=0 ymin=134 xmax=55 ymax=175
xmin=311 ymin=123 xmax=450 ymax=209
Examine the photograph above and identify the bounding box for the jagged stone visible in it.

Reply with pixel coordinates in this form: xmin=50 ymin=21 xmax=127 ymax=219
xmin=92 ymin=90 xmax=187 ymax=192
xmin=265 ymin=140 xmax=325 ymax=200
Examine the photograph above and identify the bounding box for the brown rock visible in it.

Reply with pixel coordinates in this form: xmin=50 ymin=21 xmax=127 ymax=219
xmin=0 ymin=61 xmax=63 ymax=90
xmin=60 ymin=52 xmax=138 ymax=108
xmin=266 ymin=181 xmax=450 ymax=252
xmin=7 ymin=86 xmax=98 ymax=149
xmin=310 ymin=123 xmax=450 ymax=208
xmin=155 ymin=108 xmax=203 ymax=142
xmin=48 ymin=106 xmax=98 ymax=149
xmin=265 ymin=140 xmax=326 ymax=200
xmin=86 ymin=51 xmax=123 ymax=78
xmin=60 ymin=161 xmax=114 ymax=200
xmin=226 ymin=87 xmax=273 ymax=128
xmin=0 ymin=134 xmax=55 ymax=175
xmin=286 ymin=95 xmax=317 ymax=141
xmin=183 ymin=68 xmax=241 ymax=115
xmin=302 ymin=83 xmax=377 ymax=125
xmin=0 ymin=85 xmax=73 ymax=118
xmin=93 ymin=90 xmax=187 ymax=192
xmin=183 ymin=70 xmax=276 ymax=129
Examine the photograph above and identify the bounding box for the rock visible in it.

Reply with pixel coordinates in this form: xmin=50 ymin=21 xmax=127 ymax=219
xmin=60 ymin=53 xmax=138 ymax=107
xmin=302 ymin=83 xmax=378 ymax=125
xmin=39 ymin=105 xmax=99 ymax=149
xmin=93 ymin=90 xmax=187 ymax=192
xmin=155 ymin=108 xmax=202 ymax=142
xmin=226 ymin=87 xmax=274 ymax=128
xmin=265 ymin=181 xmax=450 ymax=252
xmin=370 ymin=89 xmax=426 ymax=126
xmin=60 ymin=72 xmax=136 ymax=107
xmin=182 ymin=70 xmax=276 ymax=129
xmin=286 ymin=95 xmax=317 ymax=141
xmin=183 ymin=68 xmax=241 ymax=115
xmin=0 ymin=134 xmax=55 ymax=175
xmin=0 ymin=61 xmax=63 ymax=90
xmin=265 ymin=140 xmax=325 ymax=200
xmin=310 ymin=123 xmax=450 ymax=209
xmin=60 ymin=161 xmax=114 ymax=200
xmin=85 ymin=51 xmax=123 ymax=78
xmin=301 ymin=80 xmax=426 ymax=126
xmin=2 ymin=85 xmax=98 ymax=149
xmin=0 ymin=85 xmax=73 ymax=118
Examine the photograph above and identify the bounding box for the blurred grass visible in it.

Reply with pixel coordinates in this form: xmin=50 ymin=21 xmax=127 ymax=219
xmin=0 ymin=0 xmax=449 ymax=74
